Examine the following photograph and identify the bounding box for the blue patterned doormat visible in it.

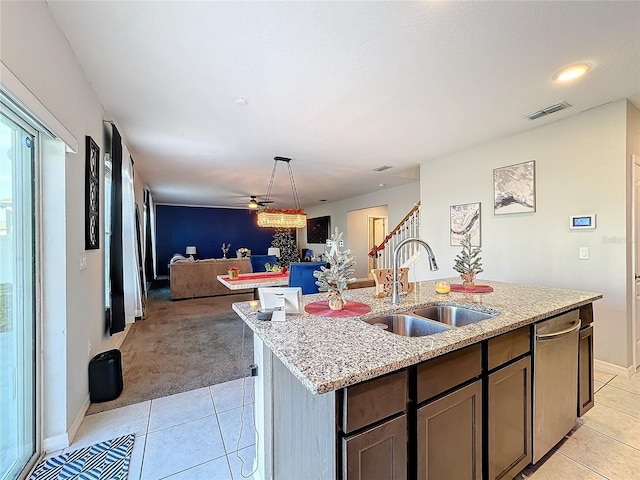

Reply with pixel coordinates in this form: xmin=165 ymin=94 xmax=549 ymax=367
xmin=28 ymin=434 xmax=134 ymax=480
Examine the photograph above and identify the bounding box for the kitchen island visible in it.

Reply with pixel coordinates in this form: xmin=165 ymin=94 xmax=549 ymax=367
xmin=232 ymin=280 xmax=601 ymax=480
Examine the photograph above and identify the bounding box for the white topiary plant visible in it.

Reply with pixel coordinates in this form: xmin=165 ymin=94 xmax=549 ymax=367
xmin=313 ymin=228 xmax=356 ymax=309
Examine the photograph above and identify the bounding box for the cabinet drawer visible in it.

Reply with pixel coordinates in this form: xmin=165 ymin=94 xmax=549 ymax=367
xmin=487 ymin=326 xmax=530 ymax=371
xmin=343 ymin=370 xmax=407 ymax=434
xmin=417 ymin=344 xmax=481 ymax=403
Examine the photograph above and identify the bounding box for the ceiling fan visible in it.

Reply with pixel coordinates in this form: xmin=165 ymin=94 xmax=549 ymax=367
xmin=246 ymin=195 xmax=274 ymax=210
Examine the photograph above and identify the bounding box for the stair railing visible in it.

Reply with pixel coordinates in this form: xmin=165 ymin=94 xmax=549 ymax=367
xmin=368 ymin=202 xmax=421 ymax=270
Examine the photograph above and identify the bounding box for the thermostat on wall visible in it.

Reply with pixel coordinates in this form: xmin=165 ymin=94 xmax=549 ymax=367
xmin=569 ymin=214 xmax=596 ymax=229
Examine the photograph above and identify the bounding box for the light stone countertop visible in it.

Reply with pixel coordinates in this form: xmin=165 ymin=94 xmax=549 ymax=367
xmin=232 ymin=279 xmax=601 ymax=395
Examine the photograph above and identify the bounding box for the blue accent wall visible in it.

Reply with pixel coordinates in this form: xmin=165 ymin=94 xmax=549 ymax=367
xmin=156 ymin=205 xmax=277 ymax=275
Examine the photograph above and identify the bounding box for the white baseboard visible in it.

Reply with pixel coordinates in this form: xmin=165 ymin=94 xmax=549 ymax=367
xmin=113 ymin=323 xmax=131 ymax=350
xmin=42 ymin=394 xmax=90 ymax=453
xmin=594 ymin=359 xmax=636 ymax=378
xmin=42 ymin=432 xmax=69 ymax=453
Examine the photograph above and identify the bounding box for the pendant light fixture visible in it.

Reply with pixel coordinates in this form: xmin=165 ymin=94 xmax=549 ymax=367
xmin=257 ymin=156 xmax=307 ymax=229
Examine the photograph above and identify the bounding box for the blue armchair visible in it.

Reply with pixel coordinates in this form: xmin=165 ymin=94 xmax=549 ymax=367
xmin=249 ymin=255 xmax=277 ymax=273
xmin=288 ymin=262 xmax=327 ymax=294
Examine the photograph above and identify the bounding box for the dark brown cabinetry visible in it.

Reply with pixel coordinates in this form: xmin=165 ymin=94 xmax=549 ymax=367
xmin=578 ymin=303 xmax=595 ymax=417
xmin=417 ymin=380 xmax=482 ymax=480
xmin=488 ymin=356 xmax=531 ymax=480
xmin=578 ymin=324 xmax=595 ymax=416
xmin=343 ymin=415 xmax=407 ymax=480
xmin=341 ymin=371 xmax=407 ymax=480
xmin=487 ymin=327 xmax=532 ymax=480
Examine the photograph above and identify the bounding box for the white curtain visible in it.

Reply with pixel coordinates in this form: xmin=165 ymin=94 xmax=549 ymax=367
xmin=148 ymin=190 xmax=157 ymax=279
xmin=121 ymin=149 xmax=143 ymax=322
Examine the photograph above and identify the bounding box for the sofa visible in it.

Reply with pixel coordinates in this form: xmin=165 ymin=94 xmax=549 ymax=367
xmin=169 ymin=258 xmax=252 ymax=300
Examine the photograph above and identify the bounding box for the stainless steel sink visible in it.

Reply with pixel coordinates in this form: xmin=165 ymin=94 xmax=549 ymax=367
xmin=412 ymin=305 xmax=498 ymax=327
xmin=363 ymin=314 xmax=452 ymax=337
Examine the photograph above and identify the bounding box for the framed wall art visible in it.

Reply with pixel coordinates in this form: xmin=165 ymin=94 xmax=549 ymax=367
xmin=493 ymin=160 xmax=536 ymax=215
xmin=450 ymin=202 xmax=481 ymax=246
xmin=85 ymin=136 xmax=100 ymax=250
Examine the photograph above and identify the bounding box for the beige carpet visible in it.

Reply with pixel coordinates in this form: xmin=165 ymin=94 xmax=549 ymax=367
xmin=87 ymin=287 xmax=254 ymax=414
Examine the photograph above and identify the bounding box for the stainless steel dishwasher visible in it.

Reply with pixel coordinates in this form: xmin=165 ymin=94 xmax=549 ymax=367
xmin=532 ymin=309 xmax=581 ymax=463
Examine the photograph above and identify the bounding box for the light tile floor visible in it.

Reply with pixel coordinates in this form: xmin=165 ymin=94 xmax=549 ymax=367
xmin=521 ymin=369 xmax=640 ymax=480
xmin=59 ymin=377 xmax=258 ymax=480
xmin=57 ymin=369 xmax=639 ymax=480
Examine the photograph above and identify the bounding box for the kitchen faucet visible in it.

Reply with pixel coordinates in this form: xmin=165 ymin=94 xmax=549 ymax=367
xmin=392 ymin=237 xmax=439 ymax=305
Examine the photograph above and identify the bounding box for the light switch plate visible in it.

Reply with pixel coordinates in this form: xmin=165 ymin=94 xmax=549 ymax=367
xmin=80 ymin=253 xmax=87 ymax=270
xmin=579 ymin=247 xmax=589 ymax=260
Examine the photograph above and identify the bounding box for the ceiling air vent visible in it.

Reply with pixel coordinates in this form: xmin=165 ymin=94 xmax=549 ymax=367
xmin=373 ymin=165 xmax=393 ymax=172
xmin=523 ymin=101 xmax=571 ymax=120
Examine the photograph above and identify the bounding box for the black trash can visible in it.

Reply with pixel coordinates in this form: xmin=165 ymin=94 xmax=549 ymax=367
xmin=89 ymin=349 xmax=123 ymax=402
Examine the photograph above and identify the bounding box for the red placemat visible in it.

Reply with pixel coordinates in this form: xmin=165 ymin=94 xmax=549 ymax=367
xmin=221 ymin=272 xmax=288 ymax=281
xmin=305 ymin=300 xmax=372 ymax=317
xmin=450 ymin=284 xmax=494 ymax=293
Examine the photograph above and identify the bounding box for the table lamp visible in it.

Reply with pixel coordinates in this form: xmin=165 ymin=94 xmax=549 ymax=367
xmin=185 ymin=246 xmax=197 ymax=260
xmin=268 ymin=247 xmax=280 ymax=258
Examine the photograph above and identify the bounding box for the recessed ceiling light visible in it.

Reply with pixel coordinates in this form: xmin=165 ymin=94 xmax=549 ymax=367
xmin=553 ymin=64 xmax=590 ymax=83
xmin=379 ymin=183 xmax=386 ymax=187
xmin=235 ymin=98 xmax=248 ymax=106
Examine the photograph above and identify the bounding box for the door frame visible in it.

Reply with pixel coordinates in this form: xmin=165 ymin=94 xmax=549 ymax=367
xmin=367 ymin=215 xmax=387 ymax=273
xmin=0 ymin=100 xmax=43 ymax=479
xmin=632 ymin=154 xmax=640 ymax=371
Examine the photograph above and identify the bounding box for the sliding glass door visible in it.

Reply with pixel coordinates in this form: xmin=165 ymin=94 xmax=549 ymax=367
xmin=0 ymin=109 xmax=38 ymax=480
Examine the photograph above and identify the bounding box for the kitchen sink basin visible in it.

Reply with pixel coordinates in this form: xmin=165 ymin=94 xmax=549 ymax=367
xmin=363 ymin=314 xmax=452 ymax=337
xmin=412 ymin=305 xmax=498 ymax=327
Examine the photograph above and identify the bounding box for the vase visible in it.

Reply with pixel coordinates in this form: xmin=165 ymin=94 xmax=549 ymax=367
xmin=327 ymin=286 xmax=345 ymax=311
xmin=461 ymin=272 xmax=476 ymax=289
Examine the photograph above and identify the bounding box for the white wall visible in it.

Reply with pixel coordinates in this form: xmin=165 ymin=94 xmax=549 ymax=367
xmin=1 ymin=0 xmax=145 ymax=447
xmin=302 ymin=182 xmax=419 ymax=276
xmin=420 ymin=100 xmax=634 ymax=369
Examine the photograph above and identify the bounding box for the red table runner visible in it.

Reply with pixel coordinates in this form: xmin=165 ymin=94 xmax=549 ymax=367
xmin=449 ymin=284 xmax=494 ymax=293
xmin=221 ymin=272 xmax=289 ymax=281
xmin=305 ymin=300 xmax=372 ymax=317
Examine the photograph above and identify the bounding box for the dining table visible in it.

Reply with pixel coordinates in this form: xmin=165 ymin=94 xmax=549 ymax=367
xmin=217 ymin=271 xmax=290 ymax=299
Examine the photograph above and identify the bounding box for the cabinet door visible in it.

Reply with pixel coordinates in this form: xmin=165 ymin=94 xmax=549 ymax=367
xmin=417 ymin=380 xmax=482 ymax=480
xmin=488 ymin=356 xmax=532 ymax=480
xmin=343 ymin=415 xmax=407 ymax=480
xmin=578 ymin=325 xmax=595 ymax=417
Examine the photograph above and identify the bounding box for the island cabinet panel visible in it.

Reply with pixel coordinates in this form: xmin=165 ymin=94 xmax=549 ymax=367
xmin=488 ymin=356 xmax=532 ymax=480
xmin=272 ymin=352 xmax=337 ymax=480
xmin=417 ymin=380 xmax=482 ymax=480
xmin=342 ymin=415 xmax=407 ymax=480
xmin=578 ymin=324 xmax=595 ymax=416
xmin=343 ymin=370 xmax=407 ymax=434
xmin=417 ymin=344 xmax=482 ymax=403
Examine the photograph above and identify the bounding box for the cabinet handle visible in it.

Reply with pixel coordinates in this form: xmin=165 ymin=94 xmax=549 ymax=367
xmin=535 ymin=319 xmax=581 ymax=341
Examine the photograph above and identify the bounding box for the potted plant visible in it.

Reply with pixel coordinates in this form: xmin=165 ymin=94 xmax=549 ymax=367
xmin=313 ymin=228 xmax=356 ymax=310
xmin=453 ymin=234 xmax=483 ymax=289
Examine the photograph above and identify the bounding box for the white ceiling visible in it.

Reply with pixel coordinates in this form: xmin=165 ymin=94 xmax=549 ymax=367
xmin=46 ymin=1 xmax=640 ymax=209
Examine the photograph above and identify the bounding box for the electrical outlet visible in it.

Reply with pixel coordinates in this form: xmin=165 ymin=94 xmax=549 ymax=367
xmin=88 ymin=341 xmax=92 ymax=358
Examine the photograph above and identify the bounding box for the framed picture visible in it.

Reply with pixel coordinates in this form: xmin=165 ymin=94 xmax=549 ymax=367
xmin=85 ymin=136 xmax=100 ymax=250
xmin=307 ymin=215 xmax=330 ymax=244
xmin=450 ymin=202 xmax=481 ymax=246
xmin=493 ymin=160 xmax=536 ymax=215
